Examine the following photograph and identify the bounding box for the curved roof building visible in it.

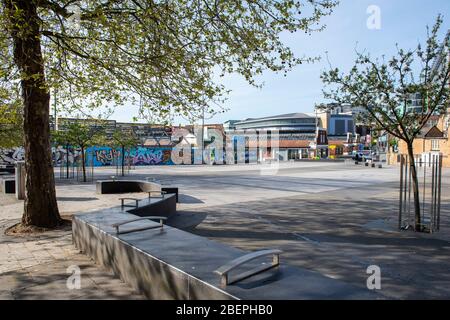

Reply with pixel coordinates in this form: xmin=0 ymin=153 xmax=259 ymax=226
xmin=233 ymin=113 xmax=316 ymax=132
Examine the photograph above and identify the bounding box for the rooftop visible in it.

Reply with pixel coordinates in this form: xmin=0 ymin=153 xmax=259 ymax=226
xmin=238 ymin=113 xmax=314 ymax=123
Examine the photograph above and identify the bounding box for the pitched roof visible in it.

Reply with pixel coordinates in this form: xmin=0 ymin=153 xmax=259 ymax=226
xmin=423 ymin=125 xmax=445 ymax=138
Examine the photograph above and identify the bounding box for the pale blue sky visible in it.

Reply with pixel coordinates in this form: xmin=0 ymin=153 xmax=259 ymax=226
xmin=110 ymin=0 xmax=450 ymax=125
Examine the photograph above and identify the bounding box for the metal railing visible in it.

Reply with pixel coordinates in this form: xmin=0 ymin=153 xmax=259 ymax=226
xmin=214 ymin=249 xmax=282 ymax=286
xmin=399 ymin=153 xmax=442 ymax=233
xmin=119 ymin=197 xmax=141 ymax=209
xmin=112 ymin=216 xmax=167 ymax=235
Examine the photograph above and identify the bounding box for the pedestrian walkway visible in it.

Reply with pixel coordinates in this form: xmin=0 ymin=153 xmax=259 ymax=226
xmin=0 ymin=221 xmax=144 ymax=299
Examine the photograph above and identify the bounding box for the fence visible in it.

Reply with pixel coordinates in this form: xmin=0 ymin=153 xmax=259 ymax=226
xmin=76 ymin=152 xmax=95 ymax=182
xmin=114 ymin=149 xmax=134 ymax=176
xmin=398 ymin=153 xmax=442 ymax=233
xmin=54 ymin=148 xmax=95 ymax=182
xmin=57 ymin=160 xmax=75 ymax=179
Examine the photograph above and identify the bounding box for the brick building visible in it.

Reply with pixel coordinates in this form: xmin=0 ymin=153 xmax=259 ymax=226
xmin=396 ymin=111 xmax=450 ymax=167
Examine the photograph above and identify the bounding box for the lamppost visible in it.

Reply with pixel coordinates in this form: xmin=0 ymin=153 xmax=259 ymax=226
xmin=201 ymin=105 xmax=205 ymax=164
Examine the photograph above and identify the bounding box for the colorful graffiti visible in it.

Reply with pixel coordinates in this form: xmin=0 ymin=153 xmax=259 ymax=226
xmin=53 ymin=146 xmax=83 ymax=166
xmin=128 ymin=147 xmax=173 ymax=165
xmin=2 ymin=146 xmax=179 ymax=167
xmin=90 ymin=147 xmax=120 ymax=166
xmin=86 ymin=147 xmax=173 ymax=166
xmin=0 ymin=147 xmax=25 ymax=165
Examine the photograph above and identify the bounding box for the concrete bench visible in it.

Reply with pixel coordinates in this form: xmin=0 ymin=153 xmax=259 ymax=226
xmin=97 ymin=179 xmax=180 ymax=203
xmin=95 ymin=179 xmax=178 ymax=218
xmin=116 ymin=194 xmax=177 ymax=218
xmin=96 ymin=180 xmax=163 ymax=195
xmin=73 ymin=209 xmax=379 ymax=300
xmin=161 ymin=187 xmax=179 ymax=202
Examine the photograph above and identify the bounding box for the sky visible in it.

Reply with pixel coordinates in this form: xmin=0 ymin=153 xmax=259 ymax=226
xmin=109 ymin=0 xmax=450 ymax=125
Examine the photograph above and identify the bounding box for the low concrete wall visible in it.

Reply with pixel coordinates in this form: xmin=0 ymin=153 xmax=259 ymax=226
xmin=73 ymin=214 xmax=235 ymax=299
xmin=73 ymin=208 xmax=380 ymax=300
xmin=129 ymin=194 xmax=177 ymax=218
xmin=96 ymin=180 xmax=161 ymax=194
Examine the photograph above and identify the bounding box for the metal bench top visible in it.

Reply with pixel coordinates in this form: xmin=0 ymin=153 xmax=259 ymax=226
xmin=112 ymin=216 xmax=168 ymax=235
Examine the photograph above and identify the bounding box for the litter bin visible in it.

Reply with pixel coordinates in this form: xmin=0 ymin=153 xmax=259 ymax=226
xmin=15 ymin=161 xmax=25 ymax=200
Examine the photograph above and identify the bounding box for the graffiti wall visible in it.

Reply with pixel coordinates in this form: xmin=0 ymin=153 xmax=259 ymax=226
xmin=1 ymin=146 xmax=175 ymax=166
xmin=85 ymin=147 xmax=174 ymax=166
xmin=0 ymin=147 xmax=25 ymax=165
xmin=1 ymin=146 xmax=83 ymax=166
xmin=127 ymin=147 xmax=173 ymax=165
xmin=53 ymin=146 xmax=83 ymax=166
xmin=87 ymin=147 xmax=120 ymax=167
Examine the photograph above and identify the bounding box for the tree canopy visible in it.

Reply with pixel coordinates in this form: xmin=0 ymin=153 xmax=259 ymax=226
xmin=321 ymin=16 xmax=449 ymax=145
xmin=321 ymin=16 xmax=449 ymax=231
xmin=1 ymin=0 xmax=337 ymax=228
xmin=2 ymin=0 xmax=337 ymax=121
xmin=0 ymin=89 xmax=22 ymax=148
xmin=52 ymin=121 xmax=105 ymax=147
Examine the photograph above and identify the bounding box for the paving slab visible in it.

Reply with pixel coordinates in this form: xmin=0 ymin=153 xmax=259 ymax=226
xmin=1 ymin=162 xmax=449 ymax=299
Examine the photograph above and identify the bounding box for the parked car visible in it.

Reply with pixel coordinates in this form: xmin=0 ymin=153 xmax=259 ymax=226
xmin=352 ymin=151 xmax=373 ymax=162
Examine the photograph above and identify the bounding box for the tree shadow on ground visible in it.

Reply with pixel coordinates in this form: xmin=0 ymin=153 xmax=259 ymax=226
xmin=181 ymin=193 xmax=450 ymax=299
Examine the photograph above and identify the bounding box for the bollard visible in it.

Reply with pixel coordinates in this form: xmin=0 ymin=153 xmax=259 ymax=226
xmin=15 ymin=161 xmax=26 ymax=200
xmin=371 ymin=163 xmax=375 ymax=168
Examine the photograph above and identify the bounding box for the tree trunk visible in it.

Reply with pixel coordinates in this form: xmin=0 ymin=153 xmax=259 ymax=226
xmin=66 ymin=143 xmax=70 ymax=179
xmin=81 ymin=146 xmax=86 ymax=182
xmin=121 ymin=146 xmax=125 ymax=176
xmin=407 ymin=143 xmax=421 ymax=231
xmin=6 ymin=0 xmax=61 ymax=227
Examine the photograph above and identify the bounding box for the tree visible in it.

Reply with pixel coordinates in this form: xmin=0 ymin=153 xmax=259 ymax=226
xmin=0 ymin=0 xmax=337 ymax=228
xmin=0 ymin=17 xmax=22 ymax=150
xmin=53 ymin=121 xmax=105 ymax=182
xmin=0 ymin=97 xmax=22 ymax=149
xmin=321 ymin=16 xmax=449 ymax=231
xmin=107 ymin=128 xmax=139 ymax=176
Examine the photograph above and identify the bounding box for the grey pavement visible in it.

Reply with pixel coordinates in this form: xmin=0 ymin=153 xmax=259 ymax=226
xmin=1 ymin=161 xmax=450 ymax=299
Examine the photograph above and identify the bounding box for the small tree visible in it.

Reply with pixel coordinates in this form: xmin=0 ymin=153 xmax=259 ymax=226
xmin=321 ymin=16 xmax=449 ymax=231
xmin=108 ymin=128 xmax=139 ymax=176
xmin=53 ymin=122 xmax=105 ymax=182
xmin=0 ymin=89 xmax=22 ymax=150
xmin=1 ymin=0 xmax=337 ymax=228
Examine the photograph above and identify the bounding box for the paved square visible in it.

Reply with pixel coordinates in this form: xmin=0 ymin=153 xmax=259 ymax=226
xmin=1 ymin=161 xmax=449 ymax=299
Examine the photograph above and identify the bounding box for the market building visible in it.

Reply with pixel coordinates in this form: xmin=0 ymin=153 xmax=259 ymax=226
xmin=224 ymin=113 xmax=329 ymax=161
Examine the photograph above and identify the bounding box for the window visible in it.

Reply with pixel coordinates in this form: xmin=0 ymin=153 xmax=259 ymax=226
xmin=431 ymin=139 xmax=440 ymax=151
xmin=347 ymin=120 xmax=354 ymax=133
xmin=335 ymin=120 xmax=346 ymax=135
xmin=427 ymin=119 xmax=438 ymax=127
